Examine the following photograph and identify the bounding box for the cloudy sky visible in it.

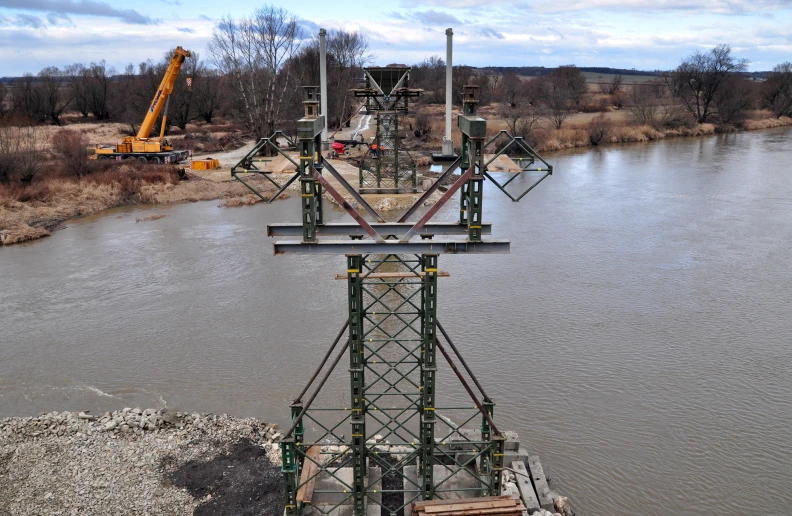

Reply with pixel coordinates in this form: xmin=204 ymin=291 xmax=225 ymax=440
xmin=1 ymin=0 xmax=790 ymax=75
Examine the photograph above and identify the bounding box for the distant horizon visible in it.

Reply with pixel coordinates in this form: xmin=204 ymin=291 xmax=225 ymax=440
xmin=1 ymin=0 xmax=790 ymax=76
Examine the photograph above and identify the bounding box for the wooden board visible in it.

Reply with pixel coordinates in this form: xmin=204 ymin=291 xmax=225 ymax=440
xmin=511 ymin=461 xmax=540 ymax=511
xmin=527 ymin=455 xmax=554 ymax=510
xmin=415 ymin=496 xmax=515 ymax=508
xmin=424 ymin=500 xmax=518 ymax=513
xmin=295 ymin=445 xmax=321 ymax=504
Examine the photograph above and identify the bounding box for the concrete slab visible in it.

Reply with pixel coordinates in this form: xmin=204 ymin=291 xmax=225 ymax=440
xmin=527 ymin=456 xmax=554 ymax=511
xmin=403 ymin=464 xmax=486 ymax=516
xmin=511 ymin=460 xmax=540 ymax=512
xmin=302 ymin=466 xmax=381 ymax=516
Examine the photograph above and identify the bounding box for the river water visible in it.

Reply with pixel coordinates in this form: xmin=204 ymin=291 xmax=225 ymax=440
xmin=2 ymin=128 xmax=791 ymax=515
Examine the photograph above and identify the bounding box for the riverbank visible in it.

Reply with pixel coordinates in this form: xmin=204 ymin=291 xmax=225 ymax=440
xmin=0 ymin=408 xmax=284 ymax=515
xmin=0 ymin=165 xmax=287 ymax=246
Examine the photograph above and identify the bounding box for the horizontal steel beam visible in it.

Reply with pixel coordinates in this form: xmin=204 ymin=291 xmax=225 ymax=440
xmin=273 ymin=239 xmax=510 ymax=255
xmin=267 ymin=223 xmax=492 ymax=237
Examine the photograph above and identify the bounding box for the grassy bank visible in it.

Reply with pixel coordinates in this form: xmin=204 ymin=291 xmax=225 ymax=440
xmin=0 ymin=163 xmax=283 ymax=246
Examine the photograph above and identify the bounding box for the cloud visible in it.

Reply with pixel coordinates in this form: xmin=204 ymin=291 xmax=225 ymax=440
xmin=0 ymin=0 xmax=154 ymax=24
xmin=531 ymin=0 xmax=791 ymax=14
xmin=46 ymin=11 xmax=72 ymax=25
xmin=412 ymin=10 xmax=461 ymax=25
xmin=177 ymin=26 xmax=194 ymax=33
xmin=15 ymin=13 xmax=44 ymax=28
xmin=480 ymin=27 xmax=504 ymax=39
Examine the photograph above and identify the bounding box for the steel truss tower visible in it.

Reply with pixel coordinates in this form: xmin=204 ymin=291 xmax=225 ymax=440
xmin=264 ymin=83 xmax=554 ymax=516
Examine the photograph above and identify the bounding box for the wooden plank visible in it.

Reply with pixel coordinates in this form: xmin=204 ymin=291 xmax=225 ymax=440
xmin=511 ymin=461 xmax=540 ymax=511
xmin=415 ymin=496 xmax=514 ymax=508
xmin=423 ymin=499 xmax=518 ymax=513
xmin=527 ymin=455 xmax=554 ymax=511
xmin=295 ymin=445 xmax=322 ymax=504
xmin=437 ymin=508 xmax=526 ymax=516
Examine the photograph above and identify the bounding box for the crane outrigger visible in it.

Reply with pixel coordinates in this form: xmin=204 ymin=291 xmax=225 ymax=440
xmin=95 ymin=46 xmax=192 ymax=164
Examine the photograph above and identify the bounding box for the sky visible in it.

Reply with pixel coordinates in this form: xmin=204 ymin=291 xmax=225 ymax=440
xmin=0 ymin=0 xmax=791 ymax=76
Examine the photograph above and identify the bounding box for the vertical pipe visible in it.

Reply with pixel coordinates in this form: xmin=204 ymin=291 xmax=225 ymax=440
xmin=444 ymin=28 xmax=453 ymax=153
xmin=319 ymin=28 xmax=329 ymax=148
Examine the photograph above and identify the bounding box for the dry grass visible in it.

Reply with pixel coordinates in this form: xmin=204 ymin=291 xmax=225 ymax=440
xmin=135 ymin=213 xmax=167 ymax=222
xmin=0 ymin=165 xmax=286 ymax=246
xmin=743 ymin=116 xmax=792 ymax=130
xmin=219 ymin=192 xmax=290 ymax=207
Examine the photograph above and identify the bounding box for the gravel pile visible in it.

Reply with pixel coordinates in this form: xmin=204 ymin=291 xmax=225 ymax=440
xmin=0 ymin=408 xmax=283 ymax=515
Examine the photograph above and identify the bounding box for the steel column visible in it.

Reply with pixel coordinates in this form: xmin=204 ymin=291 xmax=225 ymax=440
xmin=419 ymin=254 xmax=439 ymax=499
xmin=347 ymin=255 xmax=367 ymax=515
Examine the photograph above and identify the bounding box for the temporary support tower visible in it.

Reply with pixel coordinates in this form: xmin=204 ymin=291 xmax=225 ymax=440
xmin=261 ymin=75 xmax=555 ymax=515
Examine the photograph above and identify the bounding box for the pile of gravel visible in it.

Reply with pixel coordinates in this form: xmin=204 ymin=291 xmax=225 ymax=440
xmin=0 ymin=408 xmax=283 ymax=515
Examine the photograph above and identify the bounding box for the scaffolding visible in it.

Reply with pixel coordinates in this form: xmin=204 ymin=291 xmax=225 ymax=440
xmin=260 ymin=82 xmax=554 ymax=515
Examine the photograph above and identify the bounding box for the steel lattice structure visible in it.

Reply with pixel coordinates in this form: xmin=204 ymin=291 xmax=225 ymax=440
xmin=252 ymin=81 xmax=553 ymax=516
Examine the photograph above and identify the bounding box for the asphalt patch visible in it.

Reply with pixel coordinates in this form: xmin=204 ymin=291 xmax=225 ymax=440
xmin=165 ymin=439 xmax=284 ymax=516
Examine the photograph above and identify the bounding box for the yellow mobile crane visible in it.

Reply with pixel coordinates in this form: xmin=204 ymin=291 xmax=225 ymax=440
xmin=95 ymin=46 xmax=192 ymax=164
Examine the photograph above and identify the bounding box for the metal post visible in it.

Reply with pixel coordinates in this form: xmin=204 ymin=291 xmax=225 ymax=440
xmin=300 ymin=137 xmax=318 ymax=242
xmin=420 ymin=254 xmax=438 ymax=499
xmin=467 ymin=137 xmax=484 ymax=242
xmin=459 ymin=133 xmax=470 ymax=225
xmin=347 ymin=255 xmax=366 ymax=515
xmin=281 ymin=438 xmax=299 ymax=516
xmin=319 ymin=28 xmax=329 ymax=150
xmin=443 ymin=28 xmax=454 ymax=156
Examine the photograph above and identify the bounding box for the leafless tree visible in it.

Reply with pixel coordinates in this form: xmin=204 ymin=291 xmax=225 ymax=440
xmin=714 ymin=75 xmax=755 ymax=124
xmin=52 ymin=129 xmax=90 ymax=178
xmin=38 ymin=66 xmax=73 ymax=125
xmin=0 ymin=82 xmax=9 ymax=118
xmin=599 ymin=74 xmax=623 ymax=95
xmin=411 ymin=56 xmax=445 ymax=103
xmin=627 ymin=80 xmax=686 ymax=127
xmin=666 ymin=44 xmax=748 ymax=123
xmin=536 ymin=75 xmax=573 ymax=129
xmin=194 ymin=69 xmax=224 ymax=123
xmin=0 ymin=125 xmax=47 ymax=184
xmin=209 ymin=5 xmax=302 ymax=138
xmin=498 ymin=71 xmax=524 ymax=107
xmin=64 ymin=63 xmax=90 ymax=117
xmin=499 ymin=102 xmax=542 ymax=138
xmin=84 ymin=61 xmax=114 ymax=120
xmin=11 ymin=74 xmax=45 ymax=121
xmin=550 ymin=65 xmax=587 ymax=105
xmin=761 ymin=62 xmax=792 ymax=118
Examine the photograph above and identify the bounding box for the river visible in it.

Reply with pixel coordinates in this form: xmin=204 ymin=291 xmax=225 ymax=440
xmin=2 ymin=128 xmax=791 ymax=515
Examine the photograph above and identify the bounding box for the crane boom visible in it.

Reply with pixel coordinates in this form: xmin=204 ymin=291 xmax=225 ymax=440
xmin=137 ymin=46 xmax=191 ymax=140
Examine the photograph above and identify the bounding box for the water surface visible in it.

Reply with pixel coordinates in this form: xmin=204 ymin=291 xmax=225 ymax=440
xmin=2 ymin=128 xmax=791 ymax=515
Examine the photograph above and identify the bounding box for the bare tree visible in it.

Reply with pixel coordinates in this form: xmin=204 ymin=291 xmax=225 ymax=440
xmin=0 ymin=125 xmax=47 ymax=184
xmin=627 ymin=80 xmax=686 ymax=127
xmin=499 ymin=102 xmax=542 ymax=138
xmin=666 ymin=44 xmax=748 ymax=123
xmin=65 ymin=63 xmax=90 ymax=117
xmin=411 ymin=56 xmax=445 ymax=103
xmin=536 ymin=75 xmax=573 ymax=129
xmin=0 ymin=82 xmax=9 ymax=118
xmin=209 ymin=5 xmax=302 ymax=138
xmin=194 ymin=69 xmax=224 ymax=123
xmin=327 ymin=30 xmax=370 ymax=128
xmin=714 ymin=75 xmax=754 ymax=124
xmin=38 ymin=66 xmax=73 ymax=125
xmin=498 ymin=71 xmax=524 ymax=107
xmin=550 ymin=65 xmax=587 ymax=105
xmin=52 ymin=129 xmax=90 ymax=177
xmin=11 ymin=74 xmax=45 ymax=121
xmin=599 ymin=74 xmax=623 ymax=95
xmin=761 ymin=62 xmax=792 ymax=118
xmin=84 ymin=61 xmax=114 ymax=120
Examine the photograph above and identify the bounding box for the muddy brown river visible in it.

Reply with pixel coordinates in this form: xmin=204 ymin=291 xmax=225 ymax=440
xmin=2 ymin=128 xmax=791 ymax=515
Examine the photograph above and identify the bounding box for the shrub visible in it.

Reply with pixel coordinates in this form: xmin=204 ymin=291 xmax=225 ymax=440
xmin=52 ymin=129 xmax=91 ymax=178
